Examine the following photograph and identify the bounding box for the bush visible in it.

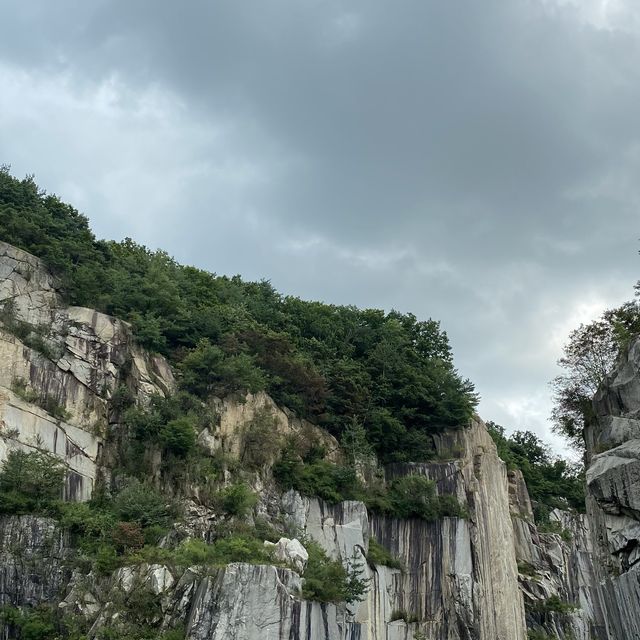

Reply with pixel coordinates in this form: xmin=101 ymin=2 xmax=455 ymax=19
xmin=301 ymin=542 xmax=368 ymax=604
xmin=241 ymin=409 xmax=282 ymax=469
xmin=273 ymin=451 xmax=362 ymax=504
xmin=113 ymin=479 xmax=173 ymax=528
xmin=0 ymin=450 xmax=65 ymax=514
xmin=111 ymin=522 xmax=145 ymax=553
xmin=174 ymin=536 xmax=273 ymax=566
xmin=216 ymin=483 xmax=257 ymax=517
xmin=366 ymin=475 xmax=467 ymax=521
xmin=95 ymin=545 xmax=121 ymax=575
xmin=527 ymin=595 xmax=579 ymax=615
xmin=366 ymin=538 xmax=403 ymax=570
xmin=179 ymin=340 xmax=265 ymax=399
xmin=159 ymin=417 xmax=197 ymax=458
xmin=109 ymin=384 xmax=135 ymax=414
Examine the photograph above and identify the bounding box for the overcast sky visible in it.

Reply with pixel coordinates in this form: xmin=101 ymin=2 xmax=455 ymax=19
xmin=2 ymin=0 xmax=639 ymax=454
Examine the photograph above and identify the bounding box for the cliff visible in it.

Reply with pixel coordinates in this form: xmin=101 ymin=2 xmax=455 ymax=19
xmin=1 ymin=241 xmax=639 ymax=639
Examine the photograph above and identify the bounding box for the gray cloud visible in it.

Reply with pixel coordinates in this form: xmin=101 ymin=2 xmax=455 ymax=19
xmin=1 ymin=0 xmax=639 ymax=452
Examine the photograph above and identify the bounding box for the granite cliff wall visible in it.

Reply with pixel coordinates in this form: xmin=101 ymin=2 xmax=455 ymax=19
xmin=3 ymin=241 xmax=640 ymax=639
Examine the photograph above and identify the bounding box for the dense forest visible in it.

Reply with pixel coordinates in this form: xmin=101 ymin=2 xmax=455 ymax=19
xmin=0 ymin=167 xmax=477 ymax=463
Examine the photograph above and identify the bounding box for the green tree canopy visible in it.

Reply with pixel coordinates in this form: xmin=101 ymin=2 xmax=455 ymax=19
xmin=0 ymin=167 xmax=478 ymax=463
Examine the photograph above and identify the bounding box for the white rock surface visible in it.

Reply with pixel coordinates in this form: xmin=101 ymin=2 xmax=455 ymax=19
xmin=264 ymin=537 xmax=309 ymax=573
xmin=0 ymin=242 xmax=175 ymax=500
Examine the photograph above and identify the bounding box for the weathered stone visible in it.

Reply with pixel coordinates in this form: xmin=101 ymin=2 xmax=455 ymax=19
xmin=0 ymin=515 xmax=70 ymax=607
xmin=0 ymin=243 xmax=174 ymax=501
xmin=263 ymin=537 xmax=308 ymax=573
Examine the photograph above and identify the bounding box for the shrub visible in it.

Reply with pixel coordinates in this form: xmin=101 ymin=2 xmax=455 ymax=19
xmin=216 ymin=483 xmax=257 ymax=517
xmin=113 ymin=479 xmax=173 ymax=528
xmin=175 ymin=536 xmax=273 ymax=566
xmin=302 ymin=542 xmax=368 ymax=604
xmin=159 ymin=417 xmax=197 ymax=458
xmin=95 ymin=545 xmax=121 ymax=575
xmin=366 ymin=538 xmax=403 ymax=570
xmin=273 ymin=451 xmax=362 ymax=504
xmin=111 ymin=522 xmax=145 ymax=552
xmin=179 ymin=339 xmax=265 ymax=399
xmin=0 ymin=450 xmax=65 ymax=514
xmin=242 ymin=409 xmax=282 ymax=469
xmin=366 ymin=475 xmax=467 ymax=521
xmin=528 ymin=595 xmax=579 ymax=615
xmin=109 ymin=384 xmax=135 ymax=414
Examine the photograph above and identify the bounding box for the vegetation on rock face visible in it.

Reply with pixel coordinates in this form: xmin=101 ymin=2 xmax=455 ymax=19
xmin=487 ymin=423 xmax=584 ymax=520
xmin=0 ymin=450 xmax=65 ymax=514
xmin=274 ymin=442 xmax=467 ymax=521
xmin=0 ymin=603 xmax=186 ymax=640
xmin=301 ymin=541 xmax=369 ymax=604
xmin=0 ymin=167 xmax=477 ymax=463
xmin=366 ymin=538 xmax=403 ymax=570
xmin=551 ymin=301 xmax=640 ymax=454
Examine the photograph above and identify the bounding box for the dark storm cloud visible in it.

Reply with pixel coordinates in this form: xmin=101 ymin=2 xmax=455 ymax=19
xmin=1 ymin=0 xmax=639 ymax=449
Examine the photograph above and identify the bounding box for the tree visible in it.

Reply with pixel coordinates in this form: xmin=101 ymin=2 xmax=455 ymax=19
xmin=551 ymin=302 xmax=640 ymax=453
xmin=0 ymin=450 xmax=65 ymax=514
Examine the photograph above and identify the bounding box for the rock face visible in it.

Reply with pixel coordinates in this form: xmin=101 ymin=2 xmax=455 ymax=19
xmin=506 ymin=334 xmax=640 ymax=639
xmin=581 ymin=335 xmax=640 ymax=637
xmin=5 ymin=240 xmax=640 ymax=639
xmin=0 ymin=241 xmax=174 ymax=500
xmin=279 ymin=419 xmax=527 ymax=640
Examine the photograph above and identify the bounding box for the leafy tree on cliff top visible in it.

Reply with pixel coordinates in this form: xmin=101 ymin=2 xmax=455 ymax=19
xmin=487 ymin=423 xmax=585 ymax=517
xmin=551 ymin=301 xmax=640 ymax=453
xmin=0 ymin=167 xmax=478 ymax=462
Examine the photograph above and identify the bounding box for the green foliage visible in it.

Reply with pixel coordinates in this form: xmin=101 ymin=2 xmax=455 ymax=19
xmin=112 ymin=479 xmax=174 ymax=528
xmin=241 ymin=409 xmax=282 ymax=470
xmin=301 ymin=542 xmax=368 ymax=604
xmin=487 ymin=422 xmax=585 ymax=516
xmin=274 ymin=452 xmax=362 ymax=504
xmin=215 ymin=483 xmax=258 ymax=517
xmin=527 ymin=632 xmax=554 ymax=640
xmin=537 ymin=519 xmax=573 ymax=542
xmin=109 ymin=384 xmax=135 ymax=414
xmin=366 ymin=475 xmax=467 ymax=521
xmin=0 ymin=450 xmax=65 ymax=514
xmin=0 ymin=168 xmax=478 ymax=463
xmin=366 ymin=538 xmax=403 ymax=570
xmin=527 ymin=595 xmax=579 ymax=615
xmin=179 ymin=339 xmax=266 ymax=399
xmin=341 ymin=419 xmax=374 ymax=464
xmin=173 ymin=536 xmax=273 ymax=566
xmin=551 ymin=302 xmax=640 ymax=453
xmin=517 ymin=561 xmax=539 ymax=577
xmin=158 ymin=417 xmax=197 ymax=458
xmin=122 ymin=392 xmax=202 ymax=463
xmin=0 ymin=605 xmax=86 ymax=640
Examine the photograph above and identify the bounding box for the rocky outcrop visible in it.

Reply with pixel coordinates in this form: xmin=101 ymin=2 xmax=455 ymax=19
xmin=368 ymin=420 xmax=526 ymax=640
xmin=199 ymin=390 xmax=340 ymax=467
xmin=0 ymin=515 xmax=70 ymax=608
xmin=504 ymin=334 xmax=640 ymax=639
xmin=15 ymin=239 xmax=640 ymax=638
xmin=0 ymin=241 xmax=174 ymax=500
xmin=277 ymin=419 xmax=527 ymax=640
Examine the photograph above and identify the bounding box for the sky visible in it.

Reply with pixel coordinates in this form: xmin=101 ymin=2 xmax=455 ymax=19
xmin=1 ymin=0 xmax=639 ymax=454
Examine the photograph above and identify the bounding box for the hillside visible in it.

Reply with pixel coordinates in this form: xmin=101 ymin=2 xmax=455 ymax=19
xmin=0 ymin=168 xmax=635 ymax=640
